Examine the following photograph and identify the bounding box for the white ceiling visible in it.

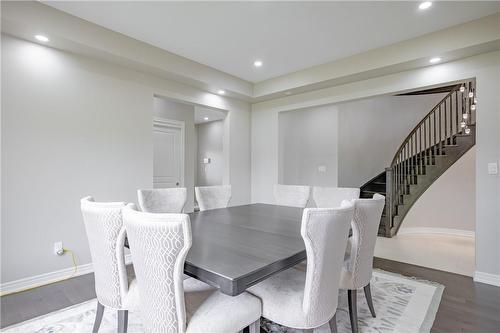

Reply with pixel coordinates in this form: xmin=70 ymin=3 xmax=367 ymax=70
xmin=195 ymin=107 xmax=226 ymax=124
xmin=45 ymin=1 xmax=500 ymax=83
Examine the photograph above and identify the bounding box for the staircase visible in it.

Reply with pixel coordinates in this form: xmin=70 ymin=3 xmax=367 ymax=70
xmin=361 ymin=81 xmax=477 ymax=237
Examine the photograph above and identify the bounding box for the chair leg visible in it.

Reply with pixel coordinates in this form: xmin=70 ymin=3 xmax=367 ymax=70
xmin=249 ymin=319 xmax=260 ymax=333
xmin=329 ymin=312 xmax=338 ymax=333
xmin=92 ymin=302 xmax=105 ymax=333
xmin=348 ymin=290 xmax=359 ymax=333
xmin=364 ymin=283 xmax=376 ymax=318
xmin=117 ymin=310 xmax=128 ymax=333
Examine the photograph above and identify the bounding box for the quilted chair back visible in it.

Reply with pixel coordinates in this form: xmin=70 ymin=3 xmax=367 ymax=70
xmin=312 ymin=186 xmax=360 ymax=208
xmin=137 ymin=188 xmax=187 ymax=213
xmin=80 ymin=196 xmax=126 ymax=309
xmin=123 ymin=204 xmax=192 ymax=333
xmin=195 ymin=185 xmax=231 ymax=211
xmin=347 ymin=194 xmax=386 ymax=289
xmin=273 ymin=184 xmax=311 ymax=208
xmin=301 ymin=204 xmax=354 ymax=327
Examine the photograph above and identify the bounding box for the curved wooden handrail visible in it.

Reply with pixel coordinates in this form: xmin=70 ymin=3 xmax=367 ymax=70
xmin=390 ymin=84 xmax=461 ymax=167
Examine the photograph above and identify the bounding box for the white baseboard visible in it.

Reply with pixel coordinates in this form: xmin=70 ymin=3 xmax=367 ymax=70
xmin=1 ymin=254 xmax=133 ymax=295
xmin=474 ymin=271 xmax=500 ymax=287
xmin=397 ymin=227 xmax=475 ymax=238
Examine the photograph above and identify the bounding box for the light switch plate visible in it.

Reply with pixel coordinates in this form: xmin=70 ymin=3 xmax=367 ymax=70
xmin=203 ymin=158 xmax=211 ymax=164
xmin=488 ymin=162 xmax=498 ymax=175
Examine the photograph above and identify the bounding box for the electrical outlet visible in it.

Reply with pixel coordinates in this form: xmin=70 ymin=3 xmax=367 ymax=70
xmin=54 ymin=241 xmax=64 ymax=256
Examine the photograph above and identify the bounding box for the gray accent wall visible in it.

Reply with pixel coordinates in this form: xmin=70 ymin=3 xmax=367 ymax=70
xmin=337 ymin=93 xmax=446 ymax=187
xmin=278 ymin=105 xmax=339 ymax=187
xmin=277 ymin=94 xmax=446 ymax=189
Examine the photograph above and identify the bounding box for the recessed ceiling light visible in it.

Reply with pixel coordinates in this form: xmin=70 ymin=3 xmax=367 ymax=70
xmin=254 ymin=60 xmax=263 ymax=67
xmin=217 ymin=90 xmax=225 ymax=95
xmin=419 ymin=2 xmax=432 ymax=10
xmin=204 ymin=117 xmax=209 ymax=121
xmin=34 ymin=34 xmax=49 ymax=42
xmin=429 ymin=57 xmax=441 ymax=64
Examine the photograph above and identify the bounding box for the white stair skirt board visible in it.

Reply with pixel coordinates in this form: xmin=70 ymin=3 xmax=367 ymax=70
xmin=474 ymin=271 xmax=500 ymax=287
xmin=0 ymin=255 xmax=133 ymax=295
xmin=398 ymin=227 xmax=475 ymax=238
xmin=2 ymin=270 xmax=444 ymax=333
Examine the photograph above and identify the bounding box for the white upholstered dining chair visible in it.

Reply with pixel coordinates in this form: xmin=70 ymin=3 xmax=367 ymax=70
xmin=248 ymin=204 xmax=354 ymax=333
xmin=195 ymin=185 xmax=231 ymax=211
xmin=137 ymin=188 xmax=187 ymax=213
xmin=273 ymin=184 xmax=311 ymax=208
xmin=80 ymin=196 xmax=139 ymax=333
xmin=122 ymin=204 xmax=261 ymax=333
xmin=340 ymin=194 xmax=385 ymax=333
xmin=312 ymin=186 xmax=360 ymax=208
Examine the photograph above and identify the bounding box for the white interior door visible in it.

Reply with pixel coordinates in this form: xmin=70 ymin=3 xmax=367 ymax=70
xmin=153 ymin=118 xmax=185 ymax=188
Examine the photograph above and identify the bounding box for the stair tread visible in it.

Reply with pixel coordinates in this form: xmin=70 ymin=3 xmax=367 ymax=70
xmin=361 ymin=190 xmax=385 ymax=194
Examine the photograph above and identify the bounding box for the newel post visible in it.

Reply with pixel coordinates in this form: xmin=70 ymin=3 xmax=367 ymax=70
xmin=384 ymin=167 xmax=394 ymax=237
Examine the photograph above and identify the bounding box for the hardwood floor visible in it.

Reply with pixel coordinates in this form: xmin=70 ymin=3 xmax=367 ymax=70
xmin=374 ymin=257 xmax=500 ymax=333
xmin=1 ymin=259 xmax=500 ymax=332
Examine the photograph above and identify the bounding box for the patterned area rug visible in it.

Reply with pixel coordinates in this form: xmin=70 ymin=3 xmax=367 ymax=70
xmin=2 ymin=270 xmax=443 ymax=333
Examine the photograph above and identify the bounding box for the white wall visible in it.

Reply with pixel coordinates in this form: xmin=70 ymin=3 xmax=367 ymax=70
xmin=401 ymin=147 xmax=476 ymax=232
xmin=1 ymin=36 xmax=152 ymax=283
xmin=1 ymin=35 xmax=252 ymax=285
xmin=153 ymin=97 xmax=196 ymax=212
xmin=474 ymin=65 xmax=500 ymax=281
xmin=337 ymin=93 xmax=445 ymax=187
xmin=252 ymin=51 xmax=500 ymax=280
xmin=196 ymin=120 xmax=224 ymax=187
xmin=225 ymin=108 xmax=251 ymax=206
xmin=278 ymin=105 xmax=338 ymax=187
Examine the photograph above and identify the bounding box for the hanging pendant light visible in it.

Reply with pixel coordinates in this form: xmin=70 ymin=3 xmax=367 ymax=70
xmin=465 ymin=127 xmax=471 ymax=135
xmin=468 ymin=91 xmax=474 ymax=98
xmin=460 ymin=85 xmax=465 ymax=92
xmin=463 ymin=113 xmax=469 ymax=119
xmin=460 ymin=121 xmax=466 ymax=128
xmin=471 ymin=104 xmax=476 ymax=111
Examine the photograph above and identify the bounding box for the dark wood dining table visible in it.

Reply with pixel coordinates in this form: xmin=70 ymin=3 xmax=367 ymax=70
xmin=184 ymin=203 xmax=306 ymax=296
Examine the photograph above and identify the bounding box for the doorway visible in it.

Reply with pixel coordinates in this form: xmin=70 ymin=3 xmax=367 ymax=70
xmin=153 ymin=118 xmax=185 ymax=189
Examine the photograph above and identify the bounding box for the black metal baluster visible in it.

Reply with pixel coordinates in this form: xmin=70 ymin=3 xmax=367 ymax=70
xmin=443 ymin=100 xmax=448 ymax=145
xmin=449 ymin=96 xmax=453 ymax=142
xmin=455 ymin=90 xmax=459 ymax=136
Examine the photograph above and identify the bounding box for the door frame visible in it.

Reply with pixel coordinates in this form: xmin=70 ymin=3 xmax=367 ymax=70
xmin=153 ymin=117 xmax=185 ymax=188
